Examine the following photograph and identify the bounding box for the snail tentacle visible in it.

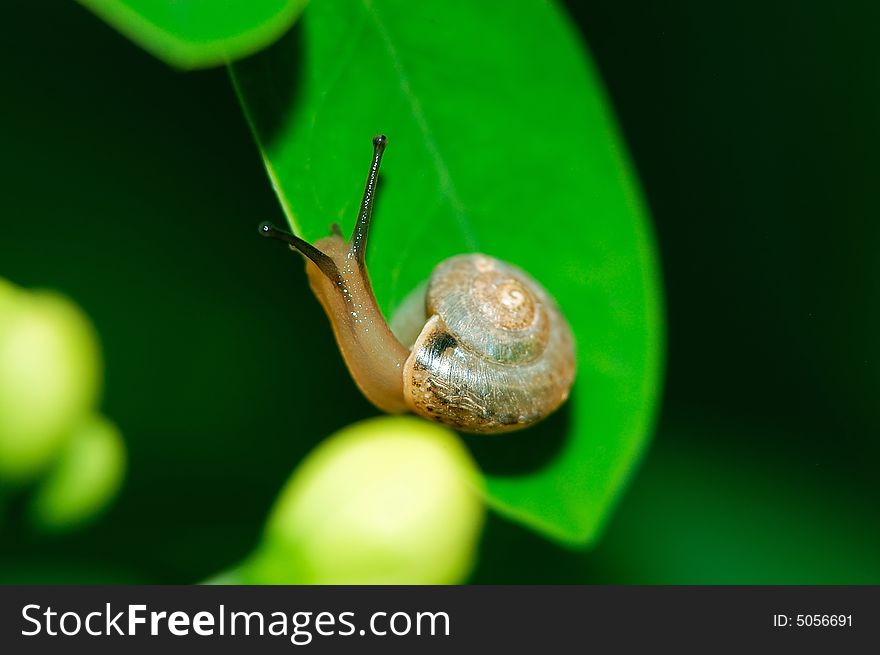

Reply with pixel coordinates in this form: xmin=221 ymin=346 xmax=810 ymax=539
xmin=258 ymin=221 xmax=341 ymax=284
xmin=349 ymin=134 xmax=387 ymax=266
xmin=258 ymin=134 xmax=576 ymax=433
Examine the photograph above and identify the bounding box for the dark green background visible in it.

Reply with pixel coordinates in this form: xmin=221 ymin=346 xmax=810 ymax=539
xmin=1 ymin=0 xmax=878 ymax=583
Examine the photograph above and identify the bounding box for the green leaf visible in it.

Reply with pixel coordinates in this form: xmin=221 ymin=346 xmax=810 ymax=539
xmin=78 ymin=0 xmax=308 ymax=69
xmin=230 ymin=0 xmax=663 ymax=545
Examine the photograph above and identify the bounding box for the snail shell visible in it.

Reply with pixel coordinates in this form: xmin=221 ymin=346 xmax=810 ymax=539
xmin=403 ymin=254 xmax=575 ymax=433
xmin=259 ymin=135 xmax=576 ymax=434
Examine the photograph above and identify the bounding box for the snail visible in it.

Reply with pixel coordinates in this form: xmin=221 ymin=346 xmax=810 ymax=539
xmin=259 ymin=135 xmax=575 ymax=433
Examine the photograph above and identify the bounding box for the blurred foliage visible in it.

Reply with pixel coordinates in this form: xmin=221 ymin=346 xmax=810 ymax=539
xmin=0 ymin=278 xmax=126 ymax=534
xmin=28 ymin=415 xmax=126 ymax=532
xmin=1 ymin=0 xmax=878 ymax=584
xmin=232 ymin=0 xmax=663 ymax=546
xmin=0 ymin=284 xmax=102 ymax=482
xmin=78 ymin=0 xmax=308 ymax=69
xmin=475 ymin=418 xmax=880 ymax=584
xmin=218 ymin=417 xmax=484 ymax=584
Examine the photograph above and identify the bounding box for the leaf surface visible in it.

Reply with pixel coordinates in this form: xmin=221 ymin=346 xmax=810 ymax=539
xmin=231 ymin=0 xmax=664 ymax=544
xmin=79 ymin=0 xmax=307 ymax=69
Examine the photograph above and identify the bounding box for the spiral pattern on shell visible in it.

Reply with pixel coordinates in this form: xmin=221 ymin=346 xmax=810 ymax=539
xmin=403 ymin=254 xmax=576 ymax=433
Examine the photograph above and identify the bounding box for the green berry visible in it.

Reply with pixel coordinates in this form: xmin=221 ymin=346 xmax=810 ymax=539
xmin=27 ymin=414 xmax=126 ymax=531
xmin=245 ymin=416 xmax=485 ymax=584
xmin=0 ymin=286 xmax=102 ymax=482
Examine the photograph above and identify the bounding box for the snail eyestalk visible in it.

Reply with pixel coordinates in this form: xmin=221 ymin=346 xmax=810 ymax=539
xmin=350 ymin=134 xmax=387 ymax=265
xmin=258 ymin=222 xmax=340 ymax=283
xmin=257 ymin=134 xmax=575 ymax=432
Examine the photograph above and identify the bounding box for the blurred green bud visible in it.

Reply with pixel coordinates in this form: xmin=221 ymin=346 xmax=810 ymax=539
xmin=0 ymin=278 xmax=20 ymax=316
xmin=27 ymin=414 xmax=125 ymax=531
xmin=0 ymin=285 xmax=102 ymax=482
xmin=244 ymin=416 xmax=485 ymax=585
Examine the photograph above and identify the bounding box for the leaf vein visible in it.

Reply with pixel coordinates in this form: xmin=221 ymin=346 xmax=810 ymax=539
xmin=361 ymin=0 xmax=479 ymax=250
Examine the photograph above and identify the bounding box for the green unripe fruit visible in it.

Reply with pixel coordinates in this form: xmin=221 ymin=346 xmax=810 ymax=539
xmin=245 ymin=416 xmax=485 ymax=584
xmin=28 ymin=414 xmax=126 ymax=531
xmin=0 ymin=285 xmax=102 ymax=482
xmin=0 ymin=279 xmax=19 ymax=316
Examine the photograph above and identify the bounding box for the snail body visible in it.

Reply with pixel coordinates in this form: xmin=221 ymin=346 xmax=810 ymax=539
xmin=260 ymin=136 xmax=575 ymax=434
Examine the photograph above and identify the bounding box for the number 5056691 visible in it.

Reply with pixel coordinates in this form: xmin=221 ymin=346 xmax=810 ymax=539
xmin=796 ymin=614 xmax=852 ymax=627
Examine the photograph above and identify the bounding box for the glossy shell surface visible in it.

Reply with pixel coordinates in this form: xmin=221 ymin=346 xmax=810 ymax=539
xmin=402 ymin=254 xmax=576 ymax=433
